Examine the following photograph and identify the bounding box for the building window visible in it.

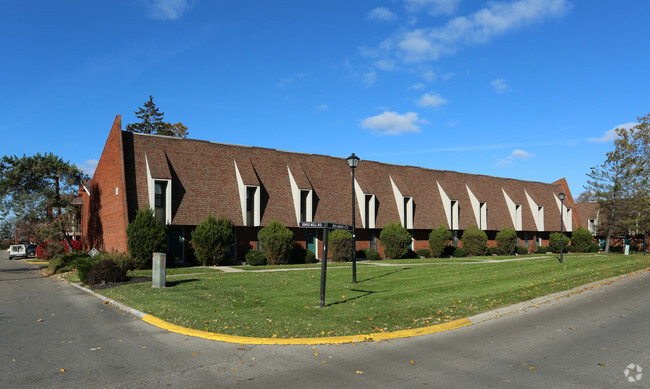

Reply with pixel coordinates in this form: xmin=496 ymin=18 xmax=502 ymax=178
xmin=154 ymin=181 xmax=167 ymax=224
xmin=450 ymin=200 xmax=459 ymax=230
xmin=479 ymin=202 xmax=487 ymax=230
xmin=588 ymin=219 xmax=596 ymax=234
xmin=403 ymin=196 xmax=413 ymax=228
xmin=515 ymin=204 xmax=522 ymax=230
xmin=364 ymin=194 xmax=376 ymax=229
xmin=246 ymin=186 xmax=257 ymax=226
xmin=300 ymin=189 xmax=312 ymax=222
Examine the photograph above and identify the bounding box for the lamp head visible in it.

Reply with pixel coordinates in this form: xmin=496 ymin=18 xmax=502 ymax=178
xmin=347 ymin=153 xmax=360 ymax=169
xmin=558 ymin=192 xmax=565 ymax=201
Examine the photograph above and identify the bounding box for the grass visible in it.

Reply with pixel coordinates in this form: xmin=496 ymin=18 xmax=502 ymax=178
xmin=94 ymin=253 xmax=650 ymax=338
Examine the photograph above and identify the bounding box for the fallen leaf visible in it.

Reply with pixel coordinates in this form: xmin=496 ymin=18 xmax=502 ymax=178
xmin=60 ymin=368 xmax=66 ymax=372
xmin=597 ymin=363 xmax=606 ymax=367
xmin=37 ymin=319 xmax=44 ymax=322
xmin=356 ymin=370 xmax=364 ymax=374
xmin=529 ymin=367 xmax=536 ymax=370
xmin=410 ymin=361 xmax=415 ymax=364
xmin=192 ymin=353 xmax=197 ymax=356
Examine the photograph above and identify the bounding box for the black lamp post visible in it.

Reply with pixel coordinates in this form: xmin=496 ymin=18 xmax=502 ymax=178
xmin=347 ymin=153 xmax=360 ymax=283
xmin=558 ymin=192 xmax=565 ymax=264
xmin=643 ymin=211 xmax=648 ymax=255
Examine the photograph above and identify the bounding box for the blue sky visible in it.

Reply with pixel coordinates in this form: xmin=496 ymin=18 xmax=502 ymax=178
xmin=2 ymin=0 xmax=649 ymax=198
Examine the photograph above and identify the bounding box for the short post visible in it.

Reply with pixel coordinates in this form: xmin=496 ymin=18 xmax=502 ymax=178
xmin=152 ymin=252 xmax=167 ymax=288
xmin=320 ymin=227 xmax=329 ymax=308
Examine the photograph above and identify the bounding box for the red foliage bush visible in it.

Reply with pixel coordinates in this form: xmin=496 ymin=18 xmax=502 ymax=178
xmin=36 ymin=239 xmax=83 ymax=260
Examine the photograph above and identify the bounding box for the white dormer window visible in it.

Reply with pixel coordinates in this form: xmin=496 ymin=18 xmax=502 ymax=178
xmin=151 ymin=179 xmax=171 ymax=225
xmin=300 ymin=189 xmax=313 ymax=222
xmin=364 ymin=194 xmax=376 ymax=229
xmin=403 ymin=196 xmax=414 ymax=229
xmin=245 ymin=186 xmax=260 ymax=226
xmin=514 ymin=204 xmax=522 ymax=231
xmin=450 ymin=200 xmax=459 ymax=230
xmin=479 ymin=202 xmax=487 ymax=230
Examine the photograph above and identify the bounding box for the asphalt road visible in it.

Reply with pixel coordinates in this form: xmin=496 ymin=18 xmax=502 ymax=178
xmin=1 ymin=251 xmax=648 ymax=388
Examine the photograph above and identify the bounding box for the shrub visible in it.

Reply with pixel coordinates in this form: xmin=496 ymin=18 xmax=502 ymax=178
xmin=416 ymin=248 xmax=431 ymax=258
xmin=288 ymin=244 xmax=307 ymax=264
xmin=63 ymin=240 xmax=83 ymax=253
xmin=379 ymin=221 xmax=412 ymax=259
xmin=245 ymin=250 xmax=266 ymax=266
xmin=487 ymin=246 xmax=500 ymax=256
xmin=609 ymin=245 xmax=624 ymax=253
xmin=528 ymin=241 xmax=539 ymax=254
xmin=258 ymin=221 xmax=294 ymax=265
xmin=570 ymin=226 xmax=593 ymax=253
xmin=191 ymin=215 xmax=235 ymax=266
xmin=328 ymin=230 xmax=353 ymax=262
xmin=516 ymin=246 xmax=528 ymax=255
xmin=460 ymin=225 xmax=487 ymax=256
xmin=305 ymin=250 xmax=317 ymax=263
xmin=47 ymin=251 xmax=88 ymax=274
xmin=74 ymin=256 xmax=98 ymax=283
xmin=362 ymin=249 xmax=381 ymax=261
xmin=443 ymin=245 xmax=456 ymax=257
xmin=95 ymin=251 xmax=135 ymax=273
xmin=126 ymin=208 xmax=167 ymax=269
xmin=453 ymin=247 xmax=467 ymax=258
xmin=84 ymin=259 xmax=127 ymax=286
xmin=549 ymin=232 xmax=570 ymax=253
xmin=37 ymin=240 xmax=65 ymax=261
xmin=429 ymin=224 xmax=452 ymax=258
xmin=589 ymin=242 xmax=600 ymax=252
xmin=496 ymin=227 xmax=517 ymax=255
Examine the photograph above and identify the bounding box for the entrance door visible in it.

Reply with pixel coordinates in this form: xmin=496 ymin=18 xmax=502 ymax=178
xmin=306 ymin=230 xmax=316 ymax=253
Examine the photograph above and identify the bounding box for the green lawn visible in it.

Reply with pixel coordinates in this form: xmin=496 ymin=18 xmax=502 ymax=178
xmin=97 ymin=253 xmax=649 ymax=338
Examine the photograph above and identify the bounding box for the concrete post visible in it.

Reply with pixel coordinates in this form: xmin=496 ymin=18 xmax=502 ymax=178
xmin=152 ymin=252 xmax=166 ymax=288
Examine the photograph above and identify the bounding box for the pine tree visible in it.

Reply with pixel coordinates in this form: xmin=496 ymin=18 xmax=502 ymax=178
xmin=126 ymin=95 xmax=166 ymax=134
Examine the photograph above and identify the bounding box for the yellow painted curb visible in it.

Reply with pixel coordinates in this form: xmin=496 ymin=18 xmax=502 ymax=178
xmin=142 ymin=315 xmax=472 ymax=345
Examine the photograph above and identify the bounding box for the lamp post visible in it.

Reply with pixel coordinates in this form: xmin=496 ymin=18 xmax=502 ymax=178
xmin=347 ymin=153 xmax=360 ymax=283
xmin=558 ymin=192 xmax=565 ymax=264
xmin=643 ymin=211 xmax=648 ymax=255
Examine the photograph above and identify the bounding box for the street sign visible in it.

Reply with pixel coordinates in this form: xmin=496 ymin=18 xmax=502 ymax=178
xmin=298 ymin=221 xmax=352 ymax=231
xmin=327 ymin=223 xmax=352 ymax=231
xmin=299 ymin=221 xmax=326 ymax=228
xmin=88 ymin=248 xmax=100 ymax=258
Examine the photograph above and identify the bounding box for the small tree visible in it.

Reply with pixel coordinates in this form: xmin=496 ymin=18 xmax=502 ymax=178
xmin=126 ymin=208 xmax=167 ymax=268
xmin=126 ymin=95 xmax=189 ymax=138
xmin=570 ymin=226 xmax=593 ymax=253
xmin=495 ymin=226 xmax=518 ymax=255
xmin=258 ymin=221 xmax=294 ymax=265
xmin=380 ymin=221 xmax=412 ymax=259
xmin=191 ymin=215 xmax=234 ymax=265
xmin=429 ymin=224 xmax=451 ymax=258
xmin=549 ymin=232 xmax=570 ymax=253
xmin=328 ymin=230 xmax=353 ymax=262
xmin=461 ymin=225 xmax=487 ymax=256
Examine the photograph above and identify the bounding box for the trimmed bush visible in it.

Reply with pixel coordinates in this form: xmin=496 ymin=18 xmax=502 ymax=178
xmin=429 ymin=224 xmax=452 ymax=258
xmin=589 ymin=242 xmax=600 ymax=252
xmin=487 ymin=246 xmax=500 ymax=256
xmin=245 ymin=250 xmax=266 ymax=266
xmin=416 ymin=248 xmax=431 ymax=258
xmin=258 ymin=221 xmax=294 ymax=265
xmin=443 ymin=245 xmax=456 ymax=257
xmin=47 ymin=251 xmax=88 ymax=274
xmin=496 ymin=227 xmax=517 ymax=255
xmin=528 ymin=241 xmax=539 ymax=254
xmin=95 ymin=251 xmax=135 ymax=273
xmin=191 ymin=215 xmax=235 ymax=266
xmin=305 ymin=250 xmax=317 ymax=263
xmin=74 ymin=256 xmax=98 ymax=283
xmin=460 ymin=225 xmax=487 ymax=256
xmin=37 ymin=240 xmax=65 ymax=261
xmin=84 ymin=260 xmax=126 ymax=286
xmin=288 ymin=244 xmax=307 ymax=264
xmin=516 ymin=246 xmax=528 ymax=255
xmin=126 ymin=208 xmax=167 ymax=269
xmin=380 ymin=221 xmax=412 ymax=259
xmin=549 ymin=232 xmax=570 ymax=253
xmin=453 ymin=247 xmax=467 ymax=258
xmin=362 ymin=249 xmax=381 ymax=261
xmin=328 ymin=230 xmax=353 ymax=262
xmin=570 ymin=226 xmax=593 ymax=253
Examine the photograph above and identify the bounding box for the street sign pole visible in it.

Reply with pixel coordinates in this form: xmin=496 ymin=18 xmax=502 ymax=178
xmin=319 ymin=226 xmax=329 ymax=308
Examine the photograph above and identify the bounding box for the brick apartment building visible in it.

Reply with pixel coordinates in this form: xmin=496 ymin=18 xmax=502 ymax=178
xmin=79 ymin=115 xmax=579 ymax=263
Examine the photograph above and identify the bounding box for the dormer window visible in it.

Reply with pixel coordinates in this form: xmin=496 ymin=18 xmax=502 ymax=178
xmin=151 ymin=179 xmax=171 ymax=224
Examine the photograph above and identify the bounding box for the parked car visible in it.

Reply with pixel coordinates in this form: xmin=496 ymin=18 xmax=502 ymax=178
xmin=25 ymin=244 xmax=37 ymax=257
xmin=8 ymin=244 xmax=27 ymax=260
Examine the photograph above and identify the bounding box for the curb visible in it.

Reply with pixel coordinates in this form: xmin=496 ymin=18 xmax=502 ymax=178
xmin=63 ymin=267 xmax=649 ymax=345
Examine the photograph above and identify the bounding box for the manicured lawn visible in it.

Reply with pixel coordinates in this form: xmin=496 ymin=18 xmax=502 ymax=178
xmin=97 ymin=254 xmax=649 ymax=338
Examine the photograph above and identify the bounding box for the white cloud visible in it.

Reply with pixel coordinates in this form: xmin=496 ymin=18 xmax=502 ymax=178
xmin=393 ymin=0 xmax=571 ymax=62
xmin=404 ymin=0 xmax=460 ymax=16
xmin=490 ymin=78 xmax=508 ymax=93
xmin=417 ymin=92 xmax=447 ymax=108
xmin=512 ymin=149 xmax=531 ymax=159
xmin=421 ymin=69 xmax=436 ymax=81
xmin=374 ymin=59 xmax=397 ymax=71
xmin=78 ymin=159 xmax=99 ymax=176
xmin=588 ymin=122 xmax=637 ymax=143
xmin=367 ymin=7 xmax=398 ymax=21
xmin=361 ymin=111 xmax=427 ymax=135
xmin=410 ymin=82 xmax=426 ymax=90
xmin=363 ymin=70 xmax=378 ymax=86
xmin=316 ymin=104 xmax=329 ymax=111
xmin=146 ymin=0 xmax=194 ymax=21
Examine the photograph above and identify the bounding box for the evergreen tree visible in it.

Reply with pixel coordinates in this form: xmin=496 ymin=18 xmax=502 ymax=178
xmin=126 ymin=95 xmax=165 ymax=134
xmin=126 ymin=95 xmax=189 ymax=138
